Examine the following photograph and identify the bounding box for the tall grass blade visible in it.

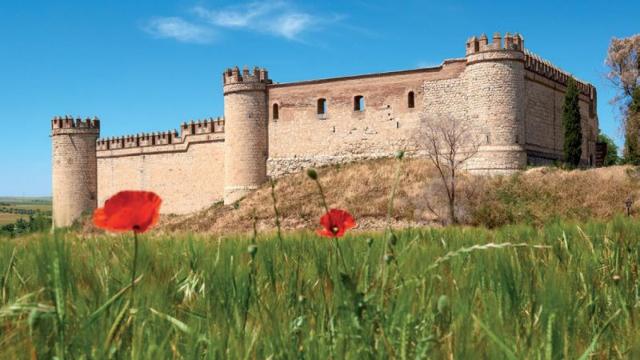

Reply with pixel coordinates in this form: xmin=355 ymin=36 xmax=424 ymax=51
xmin=472 ymin=314 xmax=518 ymax=360
xmin=577 ymin=309 xmax=622 ymax=360
xmin=104 ymin=299 xmax=131 ymax=351
xmin=1 ymin=247 xmax=17 ymax=304
xmin=84 ymin=274 xmax=143 ymax=327
xmin=150 ymin=307 xmax=191 ymax=334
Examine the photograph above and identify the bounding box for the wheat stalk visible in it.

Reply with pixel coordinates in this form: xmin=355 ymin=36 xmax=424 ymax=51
xmin=426 ymin=242 xmax=551 ymax=272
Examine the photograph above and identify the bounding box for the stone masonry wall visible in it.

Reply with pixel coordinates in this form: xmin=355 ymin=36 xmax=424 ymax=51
xmin=266 ymin=60 xmax=467 ymax=176
xmin=97 ymin=140 xmax=224 ymax=215
xmin=96 ymin=120 xmax=225 ymax=215
xmin=463 ymin=50 xmax=527 ymax=172
xmin=524 ymin=72 xmax=599 ymax=165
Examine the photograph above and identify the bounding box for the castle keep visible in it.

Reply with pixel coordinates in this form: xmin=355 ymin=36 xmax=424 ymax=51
xmin=51 ymin=33 xmax=600 ymax=227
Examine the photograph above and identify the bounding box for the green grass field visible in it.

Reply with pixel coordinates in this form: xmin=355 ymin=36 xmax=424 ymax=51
xmin=0 ymin=197 xmax=51 ymax=226
xmin=1 ymin=217 xmax=638 ymax=358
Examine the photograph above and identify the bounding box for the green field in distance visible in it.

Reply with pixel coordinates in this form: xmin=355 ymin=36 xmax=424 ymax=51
xmin=0 ymin=197 xmax=52 ymax=226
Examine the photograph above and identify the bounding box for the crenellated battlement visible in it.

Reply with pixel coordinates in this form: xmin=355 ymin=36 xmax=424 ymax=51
xmin=180 ymin=117 xmax=226 ymax=136
xmin=51 ymin=115 xmax=100 ymax=131
xmin=96 ymin=117 xmax=225 ymax=151
xmin=524 ymin=50 xmax=595 ymax=97
xmin=223 ymin=66 xmax=270 ymax=85
xmin=466 ymin=32 xmax=524 ymax=55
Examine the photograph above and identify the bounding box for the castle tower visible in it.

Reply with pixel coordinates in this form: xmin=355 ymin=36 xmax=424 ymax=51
xmin=464 ymin=32 xmax=527 ymax=172
xmin=51 ymin=116 xmax=100 ymax=227
xmin=222 ymin=66 xmax=270 ymax=204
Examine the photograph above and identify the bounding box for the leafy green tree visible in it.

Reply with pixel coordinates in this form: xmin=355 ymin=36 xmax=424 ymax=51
xmin=624 ymin=87 xmax=640 ymax=164
xmin=597 ymin=133 xmax=620 ymax=166
xmin=0 ymin=213 xmax=51 ymax=238
xmin=562 ymin=77 xmax=583 ymax=167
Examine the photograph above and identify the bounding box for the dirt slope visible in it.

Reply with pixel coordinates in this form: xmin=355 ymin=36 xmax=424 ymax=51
xmin=158 ymin=159 xmax=640 ymax=235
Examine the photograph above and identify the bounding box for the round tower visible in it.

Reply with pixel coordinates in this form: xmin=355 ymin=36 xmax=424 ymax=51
xmin=222 ymin=66 xmax=270 ymax=204
xmin=51 ymin=116 xmax=100 ymax=227
xmin=464 ymin=32 xmax=527 ymax=173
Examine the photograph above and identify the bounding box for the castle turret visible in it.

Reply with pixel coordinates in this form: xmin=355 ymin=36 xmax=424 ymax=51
xmin=51 ymin=116 xmax=100 ymax=227
xmin=222 ymin=66 xmax=271 ymax=204
xmin=464 ymin=32 xmax=527 ymax=172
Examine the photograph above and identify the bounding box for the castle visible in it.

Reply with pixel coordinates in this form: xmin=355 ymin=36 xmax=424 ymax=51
xmin=51 ymin=32 xmax=600 ymax=227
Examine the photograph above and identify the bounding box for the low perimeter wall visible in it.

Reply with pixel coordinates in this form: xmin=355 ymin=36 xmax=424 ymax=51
xmin=96 ymin=120 xmax=225 ymax=215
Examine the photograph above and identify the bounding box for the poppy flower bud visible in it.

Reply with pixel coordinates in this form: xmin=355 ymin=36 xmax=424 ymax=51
xmin=437 ymin=295 xmax=450 ymax=314
xmin=387 ymin=232 xmax=398 ymax=246
xmin=247 ymin=244 xmax=258 ymax=257
xmin=366 ymin=237 xmax=374 ymax=247
xmin=384 ymin=253 xmax=394 ymax=264
xmin=306 ymin=168 xmax=318 ymax=180
xmin=395 ymin=150 xmax=405 ymax=160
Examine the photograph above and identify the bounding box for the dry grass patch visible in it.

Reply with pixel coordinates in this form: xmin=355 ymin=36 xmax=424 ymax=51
xmin=161 ymin=158 xmax=443 ymax=234
xmin=469 ymin=165 xmax=640 ymax=227
xmin=156 ymin=161 xmax=640 ymax=234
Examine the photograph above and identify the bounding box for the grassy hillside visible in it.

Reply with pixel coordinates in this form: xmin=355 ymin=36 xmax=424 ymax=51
xmin=2 ymin=218 xmax=638 ymax=358
xmin=161 ymin=160 xmax=640 ymax=234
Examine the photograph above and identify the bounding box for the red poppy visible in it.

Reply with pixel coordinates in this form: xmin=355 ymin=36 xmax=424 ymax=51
xmin=93 ymin=191 xmax=162 ymax=233
xmin=317 ymin=209 xmax=356 ymax=238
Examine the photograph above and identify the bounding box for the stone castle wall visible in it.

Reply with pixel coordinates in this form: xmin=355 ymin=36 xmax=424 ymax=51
xmin=96 ymin=118 xmax=225 ymax=214
xmin=523 ymin=54 xmax=599 ymax=165
xmin=51 ymin=32 xmax=601 ymax=222
xmin=266 ymin=60 xmax=467 ymax=175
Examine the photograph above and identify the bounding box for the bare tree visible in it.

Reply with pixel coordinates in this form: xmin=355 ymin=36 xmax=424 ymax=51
xmin=417 ymin=116 xmax=481 ymax=224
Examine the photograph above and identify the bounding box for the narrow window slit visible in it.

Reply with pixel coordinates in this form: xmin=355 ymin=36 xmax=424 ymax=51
xmin=354 ymin=95 xmax=365 ymax=111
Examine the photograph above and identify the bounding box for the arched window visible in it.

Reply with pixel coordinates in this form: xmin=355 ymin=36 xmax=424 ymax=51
xmin=272 ymin=103 xmax=279 ymax=120
xmin=407 ymin=91 xmax=415 ymax=108
xmin=354 ymin=95 xmax=365 ymax=111
xmin=317 ymin=98 xmax=327 ymax=115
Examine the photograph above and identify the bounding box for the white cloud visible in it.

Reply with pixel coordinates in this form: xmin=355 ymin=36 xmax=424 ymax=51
xmin=192 ymin=3 xmax=268 ymax=28
xmin=416 ymin=61 xmax=442 ymax=68
xmin=269 ymin=13 xmax=313 ymax=39
xmin=143 ymin=17 xmax=215 ymax=44
xmin=192 ymin=2 xmax=325 ymax=40
xmin=142 ymin=2 xmax=343 ymax=44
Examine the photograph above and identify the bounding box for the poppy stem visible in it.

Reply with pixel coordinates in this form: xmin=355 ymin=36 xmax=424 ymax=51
xmin=333 ymin=237 xmax=349 ymax=274
xmin=380 ymin=154 xmax=405 ymax=301
xmin=382 ymin=155 xmax=403 ymax=264
xmin=131 ymin=232 xmax=139 ymax=307
xmin=313 ymin=178 xmax=330 ymax=214
xmin=385 ymin=154 xmax=403 ymax=230
xmin=270 ymin=179 xmax=286 ymax=259
xmin=309 ymin=170 xmax=352 ymax=274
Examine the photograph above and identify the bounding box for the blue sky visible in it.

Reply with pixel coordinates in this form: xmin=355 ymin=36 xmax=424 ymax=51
xmin=0 ymin=0 xmax=637 ymax=196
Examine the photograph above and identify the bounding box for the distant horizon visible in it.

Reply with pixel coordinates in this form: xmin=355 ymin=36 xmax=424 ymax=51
xmin=1 ymin=0 xmax=638 ymax=196
xmin=0 ymin=196 xmax=52 ymax=200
